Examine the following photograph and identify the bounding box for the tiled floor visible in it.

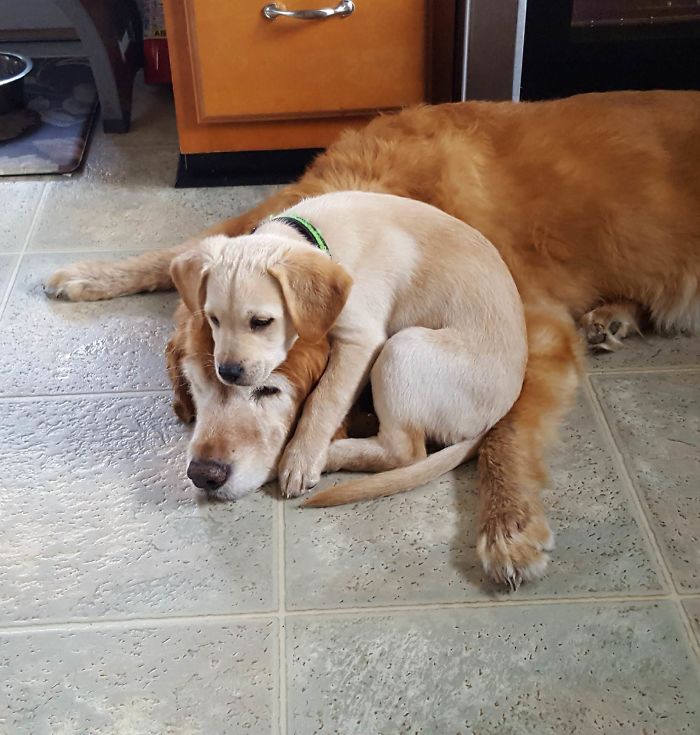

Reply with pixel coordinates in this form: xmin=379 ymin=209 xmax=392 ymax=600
xmin=1 ymin=78 xmax=698 ymax=734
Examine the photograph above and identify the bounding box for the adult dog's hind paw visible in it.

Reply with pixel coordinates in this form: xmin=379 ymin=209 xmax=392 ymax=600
xmin=579 ymin=301 xmax=643 ymax=352
xmin=477 ymin=513 xmax=554 ymax=591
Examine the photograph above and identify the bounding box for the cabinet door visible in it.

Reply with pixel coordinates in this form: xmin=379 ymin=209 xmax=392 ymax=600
xmin=184 ymin=0 xmax=428 ymax=122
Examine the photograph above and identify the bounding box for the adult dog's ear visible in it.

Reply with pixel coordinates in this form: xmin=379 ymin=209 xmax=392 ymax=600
xmin=165 ymin=307 xmax=196 ymax=423
xmin=269 ymin=250 xmax=353 ymax=343
xmin=166 ymin=336 xmax=196 ymax=424
xmin=170 ymin=249 xmax=213 ymax=314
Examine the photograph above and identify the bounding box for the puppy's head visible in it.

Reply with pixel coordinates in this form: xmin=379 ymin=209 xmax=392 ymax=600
xmin=170 ymin=234 xmax=352 ymax=388
xmin=167 ymin=300 xmax=330 ymax=501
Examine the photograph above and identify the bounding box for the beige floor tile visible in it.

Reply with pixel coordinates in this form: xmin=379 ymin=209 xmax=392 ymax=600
xmin=0 ymin=253 xmax=177 ymax=396
xmin=28 ymin=145 xmax=278 ymax=252
xmin=288 ymin=601 xmax=700 ymax=734
xmin=0 ymin=254 xmax=18 ymax=303
xmin=592 ymin=372 xmax=700 ymax=592
xmin=0 ymin=619 xmax=275 ymax=734
xmin=0 ymin=393 xmax=276 ymax=623
xmin=0 ymin=180 xmax=45 ymax=253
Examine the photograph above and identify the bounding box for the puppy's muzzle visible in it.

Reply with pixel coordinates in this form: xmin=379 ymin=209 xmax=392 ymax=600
xmin=187 ymin=459 xmax=231 ymax=492
xmin=217 ymin=362 xmax=245 ymax=385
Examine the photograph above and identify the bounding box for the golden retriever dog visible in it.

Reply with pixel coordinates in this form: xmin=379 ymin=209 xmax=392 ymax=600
xmin=45 ymin=90 xmax=700 ymax=587
xmin=176 ymin=191 xmax=528 ymax=508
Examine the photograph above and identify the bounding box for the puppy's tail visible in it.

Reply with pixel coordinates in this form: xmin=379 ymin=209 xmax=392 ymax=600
xmin=303 ymin=437 xmax=482 ymax=508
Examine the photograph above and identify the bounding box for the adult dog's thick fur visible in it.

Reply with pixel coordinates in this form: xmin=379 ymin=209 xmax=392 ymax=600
xmin=45 ymin=91 xmax=700 ymax=588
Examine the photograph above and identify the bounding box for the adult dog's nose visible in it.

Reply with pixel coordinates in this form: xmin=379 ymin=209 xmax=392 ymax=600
xmin=217 ymin=362 xmax=244 ymax=384
xmin=187 ymin=459 xmax=231 ymax=492
xmin=588 ymin=330 xmax=606 ymax=345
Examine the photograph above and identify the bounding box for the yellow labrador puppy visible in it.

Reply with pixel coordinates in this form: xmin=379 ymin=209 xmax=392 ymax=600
xmin=171 ymin=191 xmax=527 ymax=499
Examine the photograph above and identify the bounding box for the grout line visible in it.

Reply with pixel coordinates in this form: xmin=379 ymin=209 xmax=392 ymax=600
xmin=276 ymin=498 xmax=288 ymax=735
xmin=583 ymin=376 xmax=700 ymax=662
xmin=0 ymin=592 xmax=675 ymax=634
xmin=587 ymin=365 xmax=700 ymax=376
xmin=0 ymin=388 xmax=170 ymax=402
xmin=282 ymin=592 xmax=672 ymax=616
xmin=0 ymin=258 xmax=22 ymax=320
xmin=0 ymin=183 xmax=50 ymax=321
xmin=0 ymin=611 xmax=278 ymax=634
xmin=677 ymin=601 xmax=700 ymax=662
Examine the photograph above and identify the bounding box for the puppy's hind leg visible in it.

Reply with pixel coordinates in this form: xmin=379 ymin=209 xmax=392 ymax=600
xmin=324 ymin=379 xmax=426 ymax=476
xmin=325 ymin=327 xmax=459 ymax=475
xmin=309 ymin=327 xmax=485 ymax=506
xmin=325 ymin=429 xmax=426 ymax=474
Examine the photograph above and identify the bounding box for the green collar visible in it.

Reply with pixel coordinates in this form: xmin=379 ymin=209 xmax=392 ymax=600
xmin=271 ymin=215 xmax=330 ymax=255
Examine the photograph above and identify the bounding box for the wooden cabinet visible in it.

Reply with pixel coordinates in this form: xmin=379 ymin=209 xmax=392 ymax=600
xmin=164 ymin=0 xmax=457 ymax=155
xmin=187 ymin=0 xmax=427 ymax=121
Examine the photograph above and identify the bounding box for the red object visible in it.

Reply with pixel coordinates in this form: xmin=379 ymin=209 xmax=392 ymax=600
xmin=143 ymin=37 xmax=171 ymax=85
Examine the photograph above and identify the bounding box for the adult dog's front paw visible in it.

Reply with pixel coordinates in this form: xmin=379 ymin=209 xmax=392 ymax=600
xmin=279 ymin=441 xmax=325 ymax=498
xmin=44 ymin=265 xmax=110 ymax=302
xmin=477 ymin=511 xmax=554 ymax=591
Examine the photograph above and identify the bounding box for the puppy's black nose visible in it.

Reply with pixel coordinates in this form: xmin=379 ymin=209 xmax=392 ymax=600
xmin=187 ymin=459 xmax=231 ymax=492
xmin=217 ymin=362 xmax=244 ymax=384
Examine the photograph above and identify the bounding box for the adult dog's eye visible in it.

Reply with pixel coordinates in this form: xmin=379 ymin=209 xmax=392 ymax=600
xmin=251 ymin=316 xmax=273 ymax=330
xmin=208 ymin=314 xmax=220 ymax=327
xmin=253 ymin=385 xmax=280 ymax=399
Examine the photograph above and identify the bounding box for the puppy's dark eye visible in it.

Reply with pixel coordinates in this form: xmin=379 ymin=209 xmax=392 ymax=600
xmin=208 ymin=314 xmax=220 ymax=327
xmin=253 ymin=385 xmax=280 ymax=399
xmin=250 ymin=316 xmax=273 ymax=330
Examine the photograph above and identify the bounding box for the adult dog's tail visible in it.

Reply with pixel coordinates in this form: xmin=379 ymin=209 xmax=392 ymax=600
xmin=303 ymin=437 xmax=482 ymax=508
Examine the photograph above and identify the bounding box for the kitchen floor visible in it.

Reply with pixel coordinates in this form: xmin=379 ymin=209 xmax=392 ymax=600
xmin=1 ymin=77 xmax=698 ymax=735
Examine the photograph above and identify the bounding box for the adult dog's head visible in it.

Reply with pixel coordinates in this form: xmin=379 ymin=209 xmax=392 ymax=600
xmin=169 ymin=232 xmax=352 ymax=388
xmin=166 ymin=298 xmax=329 ymax=502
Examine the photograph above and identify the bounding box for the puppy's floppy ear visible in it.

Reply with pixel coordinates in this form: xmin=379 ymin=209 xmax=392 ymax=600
xmin=170 ymin=249 xmax=213 ymax=314
xmin=269 ymin=250 xmax=352 ymax=343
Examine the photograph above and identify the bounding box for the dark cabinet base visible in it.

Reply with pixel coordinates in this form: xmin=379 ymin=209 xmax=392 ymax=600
xmin=175 ymin=148 xmax=323 ymax=188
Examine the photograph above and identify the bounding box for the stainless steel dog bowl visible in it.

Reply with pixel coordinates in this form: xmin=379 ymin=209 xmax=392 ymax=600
xmin=0 ymin=52 xmax=33 ymax=114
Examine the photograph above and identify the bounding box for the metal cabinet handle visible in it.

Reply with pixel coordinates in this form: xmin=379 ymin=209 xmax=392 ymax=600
xmin=262 ymin=0 xmax=355 ymax=21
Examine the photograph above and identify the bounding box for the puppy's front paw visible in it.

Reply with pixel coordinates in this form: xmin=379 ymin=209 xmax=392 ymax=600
xmin=477 ymin=511 xmax=554 ymax=591
xmin=279 ymin=442 xmax=324 ymax=498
